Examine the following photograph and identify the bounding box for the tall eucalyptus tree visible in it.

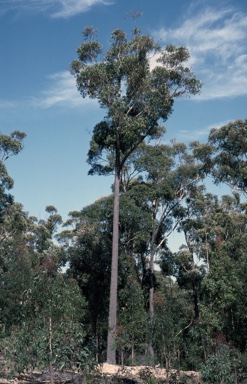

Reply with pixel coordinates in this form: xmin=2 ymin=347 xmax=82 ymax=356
xmin=71 ymin=26 xmax=201 ymax=363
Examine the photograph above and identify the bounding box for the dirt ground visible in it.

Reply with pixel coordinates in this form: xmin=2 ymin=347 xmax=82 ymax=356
xmin=99 ymin=363 xmax=201 ymax=383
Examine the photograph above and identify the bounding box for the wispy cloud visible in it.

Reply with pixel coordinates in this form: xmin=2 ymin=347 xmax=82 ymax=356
xmin=0 ymin=0 xmax=110 ymax=18
xmin=154 ymin=6 xmax=247 ymax=100
xmin=0 ymin=71 xmax=97 ymax=110
xmin=52 ymin=0 xmax=110 ymax=18
xmin=33 ymin=71 xmax=96 ymax=108
xmin=0 ymin=100 xmax=17 ymax=109
xmin=175 ymin=120 xmax=231 ymax=141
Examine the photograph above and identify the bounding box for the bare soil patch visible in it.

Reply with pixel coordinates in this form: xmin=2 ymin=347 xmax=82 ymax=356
xmin=99 ymin=363 xmax=201 ymax=383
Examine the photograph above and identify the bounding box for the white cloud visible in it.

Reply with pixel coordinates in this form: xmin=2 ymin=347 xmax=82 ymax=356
xmin=0 ymin=100 xmax=16 ymax=109
xmin=33 ymin=71 xmax=92 ymax=108
xmin=154 ymin=6 xmax=247 ymax=100
xmin=52 ymin=0 xmax=110 ymax=18
xmin=0 ymin=71 xmax=97 ymax=110
xmin=0 ymin=0 xmax=50 ymax=16
xmin=176 ymin=120 xmax=231 ymax=141
xmin=0 ymin=0 xmax=110 ymax=18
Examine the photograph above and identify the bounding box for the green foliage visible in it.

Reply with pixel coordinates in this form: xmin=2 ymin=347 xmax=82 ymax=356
xmin=139 ymin=367 xmax=158 ymax=384
xmin=200 ymin=194 xmax=247 ymax=351
xmin=0 ymin=131 xmax=26 ymax=162
xmin=201 ymin=344 xmax=237 ymax=384
xmin=1 ymin=29 xmax=247 ymax=374
xmin=151 ymin=276 xmax=195 ymax=369
xmin=203 ymin=119 xmax=247 ymax=194
xmin=4 ymin=318 xmax=92 ymax=375
xmin=71 ymin=26 xmax=201 ymax=177
xmin=117 ymin=277 xmax=148 ymax=364
xmin=61 ymin=200 xmax=114 ymax=360
xmin=3 ymin=273 xmax=92 ymax=375
xmin=0 ymin=131 xmax=26 ymax=191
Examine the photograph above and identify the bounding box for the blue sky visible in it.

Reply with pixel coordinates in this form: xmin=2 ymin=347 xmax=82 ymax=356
xmin=1 ymin=0 xmax=247 ymax=224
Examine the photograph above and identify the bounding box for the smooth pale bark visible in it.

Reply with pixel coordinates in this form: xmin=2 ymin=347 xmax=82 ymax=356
xmin=49 ymin=317 xmax=54 ymax=384
xmin=148 ymin=247 xmax=155 ymax=361
xmin=106 ymin=170 xmax=120 ymax=364
xmin=149 ymin=249 xmax=155 ymax=317
xmin=131 ymin=337 xmax=135 ymax=365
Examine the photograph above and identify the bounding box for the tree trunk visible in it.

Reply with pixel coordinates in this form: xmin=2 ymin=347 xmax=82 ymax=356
xmin=95 ymin=333 xmax=99 ymax=363
xmin=49 ymin=317 xmax=54 ymax=384
xmin=193 ymin=284 xmax=199 ymax=320
xmin=131 ymin=337 xmax=135 ymax=365
xmin=149 ymin=269 xmax=154 ymax=317
xmin=121 ymin=347 xmax=124 ymax=367
xmin=147 ymin=249 xmax=155 ymax=363
xmin=164 ymin=346 xmax=169 ymax=372
xmin=106 ymin=170 xmax=120 ymax=364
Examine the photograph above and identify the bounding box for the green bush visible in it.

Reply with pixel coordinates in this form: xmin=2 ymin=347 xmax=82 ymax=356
xmin=201 ymin=344 xmax=237 ymax=384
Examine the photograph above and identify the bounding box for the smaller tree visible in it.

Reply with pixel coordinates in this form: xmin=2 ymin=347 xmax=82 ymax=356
xmin=117 ymin=277 xmax=148 ymax=365
xmin=61 ymin=199 xmax=113 ymax=362
xmin=201 ymin=344 xmax=238 ymax=384
xmin=209 ymin=119 xmax=247 ymax=194
xmin=0 ymin=130 xmax=26 ymax=194
xmin=0 ymin=131 xmax=26 ymax=249
xmin=119 ymin=141 xmax=205 ymax=360
xmin=201 ymin=193 xmax=247 ymax=352
xmin=3 ymin=273 xmax=90 ymax=379
xmin=192 ymin=119 xmax=247 ymax=195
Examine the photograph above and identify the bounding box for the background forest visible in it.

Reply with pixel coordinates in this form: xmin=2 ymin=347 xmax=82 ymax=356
xmin=0 ymin=25 xmax=247 ymax=384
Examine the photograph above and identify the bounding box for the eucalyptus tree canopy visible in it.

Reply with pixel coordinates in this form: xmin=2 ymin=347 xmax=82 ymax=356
xmin=0 ymin=131 xmax=27 ymax=268
xmin=201 ymin=193 xmax=247 ymax=352
xmin=71 ymin=26 xmax=201 ymax=364
xmin=0 ymin=130 xmax=26 ymax=193
xmin=209 ymin=119 xmax=247 ymax=195
xmin=192 ymin=119 xmax=247 ymax=195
